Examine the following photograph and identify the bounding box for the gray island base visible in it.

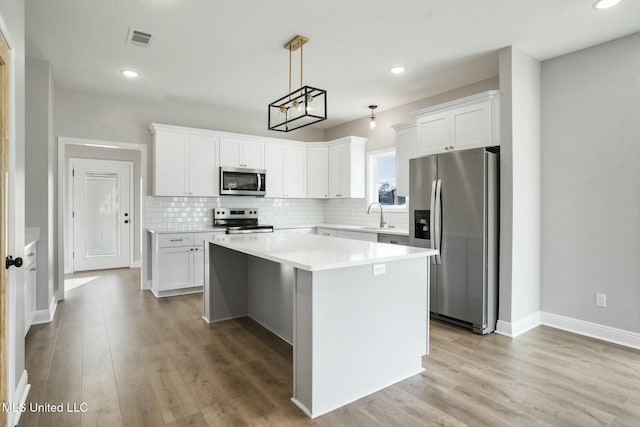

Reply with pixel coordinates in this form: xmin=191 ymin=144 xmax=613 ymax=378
xmin=203 ymin=232 xmax=437 ymax=418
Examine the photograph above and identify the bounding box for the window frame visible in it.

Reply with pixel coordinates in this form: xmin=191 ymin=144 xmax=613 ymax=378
xmin=367 ymin=148 xmax=407 ymax=212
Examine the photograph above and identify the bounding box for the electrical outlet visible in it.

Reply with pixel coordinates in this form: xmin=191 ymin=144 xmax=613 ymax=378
xmin=596 ymin=293 xmax=607 ymax=308
xmin=373 ymin=264 xmax=386 ymax=276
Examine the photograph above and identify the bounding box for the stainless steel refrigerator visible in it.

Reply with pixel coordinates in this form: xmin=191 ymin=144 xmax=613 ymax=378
xmin=409 ymin=147 xmax=498 ymax=334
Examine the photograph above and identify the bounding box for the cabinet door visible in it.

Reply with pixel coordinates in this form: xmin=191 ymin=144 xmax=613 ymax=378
xmin=451 ymin=101 xmax=491 ymax=150
xmin=395 ymin=126 xmax=417 ymax=198
xmin=307 ymin=146 xmax=329 ymax=198
xmin=188 ymin=134 xmax=219 ymax=196
xmin=154 ymin=130 xmax=188 ymax=196
xmin=416 ymin=112 xmax=450 ymax=157
xmin=336 ymin=230 xmax=358 ymax=240
xmin=242 ymin=140 xmax=265 ymax=169
xmin=328 ymin=145 xmax=346 ymax=198
xmin=265 ymin=144 xmax=284 ymax=197
xmin=192 ymin=245 xmax=205 ymax=287
xmin=356 ymin=232 xmax=378 ymax=242
xmin=219 ymin=138 xmax=242 ymax=167
xmin=283 ymin=145 xmax=306 ymax=198
xmin=158 ymin=247 xmax=193 ymax=291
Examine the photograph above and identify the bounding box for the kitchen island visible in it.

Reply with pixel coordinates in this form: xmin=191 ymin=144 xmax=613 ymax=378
xmin=203 ymin=231 xmax=437 ymax=418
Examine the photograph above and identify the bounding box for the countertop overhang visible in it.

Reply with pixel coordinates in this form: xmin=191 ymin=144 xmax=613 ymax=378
xmin=208 ymin=231 xmax=437 ymax=272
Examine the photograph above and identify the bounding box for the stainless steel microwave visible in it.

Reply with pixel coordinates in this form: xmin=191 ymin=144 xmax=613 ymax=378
xmin=220 ymin=167 xmax=266 ymax=196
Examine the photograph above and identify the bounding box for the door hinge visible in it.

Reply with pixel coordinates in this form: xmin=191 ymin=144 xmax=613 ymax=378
xmin=72 ymin=169 xmax=75 ymax=177
xmin=72 ymin=211 xmax=75 ymax=218
xmin=73 ymin=251 xmax=75 ymax=258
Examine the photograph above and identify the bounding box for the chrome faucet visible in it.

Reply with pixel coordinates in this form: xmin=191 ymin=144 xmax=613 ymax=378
xmin=367 ymin=202 xmax=386 ymax=228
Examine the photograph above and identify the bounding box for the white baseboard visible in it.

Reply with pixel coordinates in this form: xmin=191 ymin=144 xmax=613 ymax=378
xmin=130 ymin=260 xmax=141 ymax=268
xmin=541 ymin=312 xmax=640 ymax=350
xmin=11 ymin=370 xmax=30 ymax=426
xmin=495 ymin=311 xmax=541 ymax=338
xmin=32 ymin=296 xmax=58 ymax=325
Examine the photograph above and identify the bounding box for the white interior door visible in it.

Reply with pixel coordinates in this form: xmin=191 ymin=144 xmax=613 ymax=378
xmin=72 ymin=158 xmax=132 ymax=271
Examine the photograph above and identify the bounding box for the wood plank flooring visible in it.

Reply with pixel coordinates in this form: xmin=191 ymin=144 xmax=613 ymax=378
xmin=19 ymin=268 xmax=640 ymax=426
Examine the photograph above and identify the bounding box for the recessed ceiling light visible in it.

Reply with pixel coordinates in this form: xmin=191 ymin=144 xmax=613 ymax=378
xmin=390 ymin=66 xmax=405 ymax=74
xmin=121 ymin=69 xmax=139 ymax=78
xmin=593 ymin=0 xmax=621 ymax=9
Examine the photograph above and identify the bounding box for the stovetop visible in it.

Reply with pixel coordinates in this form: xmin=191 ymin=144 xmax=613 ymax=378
xmin=213 ymin=208 xmax=273 ymax=234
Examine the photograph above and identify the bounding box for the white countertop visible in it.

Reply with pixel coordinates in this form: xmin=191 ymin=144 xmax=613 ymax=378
xmin=147 ymin=227 xmax=225 ymax=234
xmin=148 ymin=224 xmax=409 ymax=236
xmin=209 ymin=231 xmax=436 ymax=272
xmin=317 ymin=224 xmax=409 ymax=236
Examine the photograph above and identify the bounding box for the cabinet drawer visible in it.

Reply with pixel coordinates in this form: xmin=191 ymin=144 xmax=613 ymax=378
xmin=377 ymin=234 xmax=409 ymax=245
xmin=357 ymin=232 xmax=378 ymax=242
xmin=24 ymin=242 xmax=37 ymax=268
xmin=316 ymin=228 xmax=337 ymax=237
xmin=336 ymin=230 xmax=359 ymax=240
xmin=158 ymin=233 xmax=194 ymax=248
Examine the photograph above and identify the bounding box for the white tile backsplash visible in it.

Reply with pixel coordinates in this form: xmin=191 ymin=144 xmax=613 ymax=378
xmin=144 ymin=196 xmax=409 ymax=230
xmin=323 ymin=199 xmax=409 ymax=229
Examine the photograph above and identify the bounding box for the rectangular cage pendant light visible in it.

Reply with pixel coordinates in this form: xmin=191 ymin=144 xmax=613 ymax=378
xmin=268 ymin=35 xmax=327 ymax=132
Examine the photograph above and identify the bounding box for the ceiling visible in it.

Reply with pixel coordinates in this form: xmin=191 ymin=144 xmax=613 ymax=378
xmin=26 ymin=0 xmax=640 ymax=129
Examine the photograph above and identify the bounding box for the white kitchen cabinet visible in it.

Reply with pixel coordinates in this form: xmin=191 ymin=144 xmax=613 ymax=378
xmin=326 ymin=229 xmax=379 ymax=242
xmin=328 ymin=137 xmax=366 ymax=199
xmin=392 ymin=122 xmax=417 ymax=198
xmin=265 ymin=143 xmax=307 ymax=198
xmin=24 ymin=241 xmax=37 ymax=336
xmin=150 ymin=231 xmax=210 ymax=297
xmin=412 ymin=90 xmax=499 ymax=156
xmin=307 ymin=145 xmax=329 ymax=198
xmin=151 ymin=124 xmax=219 ymax=197
xmin=219 ymin=137 xmax=264 ymax=169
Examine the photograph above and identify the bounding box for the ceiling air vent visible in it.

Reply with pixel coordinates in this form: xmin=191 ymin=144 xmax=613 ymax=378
xmin=127 ymin=28 xmax=152 ymax=47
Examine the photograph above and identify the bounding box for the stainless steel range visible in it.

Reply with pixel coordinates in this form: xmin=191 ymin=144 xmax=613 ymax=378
xmin=213 ymin=208 xmax=274 ymax=234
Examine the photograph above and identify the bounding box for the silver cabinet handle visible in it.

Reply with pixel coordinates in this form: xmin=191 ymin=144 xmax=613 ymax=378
xmin=30 ymin=267 xmax=36 ymax=272
xmin=27 ymin=252 xmax=35 ymax=257
xmin=170 ymin=239 xmax=183 ymax=242
xmin=430 ymin=180 xmax=437 ymax=265
xmin=434 ymin=179 xmax=442 ymax=265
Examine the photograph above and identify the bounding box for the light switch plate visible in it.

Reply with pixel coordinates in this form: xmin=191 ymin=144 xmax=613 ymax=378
xmin=596 ymin=293 xmax=607 ymax=308
xmin=373 ymin=264 xmax=386 ymax=275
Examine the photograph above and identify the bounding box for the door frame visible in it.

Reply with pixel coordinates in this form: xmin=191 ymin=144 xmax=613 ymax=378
xmin=0 ymin=13 xmax=27 ymax=427
xmin=57 ymin=137 xmax=148 ymax=299
xmin=69 ymin=157 xmax=134 ymax=272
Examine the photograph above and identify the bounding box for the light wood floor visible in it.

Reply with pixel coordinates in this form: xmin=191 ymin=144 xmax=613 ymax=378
xmin=20 ymin=268 xmax=640 ymax=427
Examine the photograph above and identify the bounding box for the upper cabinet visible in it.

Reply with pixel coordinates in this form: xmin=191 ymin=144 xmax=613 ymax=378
xmin=327 ymin=137 xmax=367 ymax=199
xmin=151 ymin=124 xmax=219 ymax=197
xmin=307 ymin=145 xmax=329 ymax=198
xmin=219 ymin=137 xmax=264 ymax=169
xmin=151 ymin=122 xmax=366 ymax=199
xmin=265 ymin=143 xmax=307 ymax=198
xmin=392 ymin=122 xmax=417 ymax=198
xmin=412 ymin=90 xmax=500 ymax=157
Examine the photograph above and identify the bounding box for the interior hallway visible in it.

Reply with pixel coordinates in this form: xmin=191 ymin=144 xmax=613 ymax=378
xmin=19 ymin=268 xmax=640 ymax=426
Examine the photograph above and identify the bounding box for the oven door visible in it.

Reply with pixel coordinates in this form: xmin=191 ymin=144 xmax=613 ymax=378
xmin=220 ymin=167 xmax=266 ymax=196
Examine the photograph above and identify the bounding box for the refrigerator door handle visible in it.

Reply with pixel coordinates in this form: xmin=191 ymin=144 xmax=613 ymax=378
xmin=430 ymin=180 xmax=437 ymax=264
xmin=435 ymin=179 xmax=442 ymax=264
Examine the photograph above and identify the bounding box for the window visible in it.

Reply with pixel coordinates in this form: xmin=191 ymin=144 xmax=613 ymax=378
xmin=368 ymin=149 xmax=406 ymax=209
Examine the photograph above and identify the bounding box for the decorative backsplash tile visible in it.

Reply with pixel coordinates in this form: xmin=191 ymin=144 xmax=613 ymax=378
xmin=144 ymin=196 xmax=409 ymax=230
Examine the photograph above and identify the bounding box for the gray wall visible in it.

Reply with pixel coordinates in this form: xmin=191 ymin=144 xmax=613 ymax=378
xmin=65 ymin=145 xmax=142 ymax=268
xmin=324 ymin=77 xmax=499 ymax=151
xmin=26 ymin=56 xmax=57 ymax=311
xmin=541 ymin=32 xmax=640 ymax=333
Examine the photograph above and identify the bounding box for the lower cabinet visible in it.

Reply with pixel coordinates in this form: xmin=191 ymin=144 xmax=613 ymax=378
xmin=151 ymin=232 xmax=211 ymax=297
xmin=316 ymin=228 xmax=337 ymax=237
xmin=336 ymin=230 xmax=378 ymax=242
xmin=24 ymin=241 xmax=37 ymax=336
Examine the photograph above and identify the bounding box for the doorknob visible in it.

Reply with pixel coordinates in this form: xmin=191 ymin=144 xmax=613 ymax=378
xmin=6 ymin=256 xmax=23 ymax=269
